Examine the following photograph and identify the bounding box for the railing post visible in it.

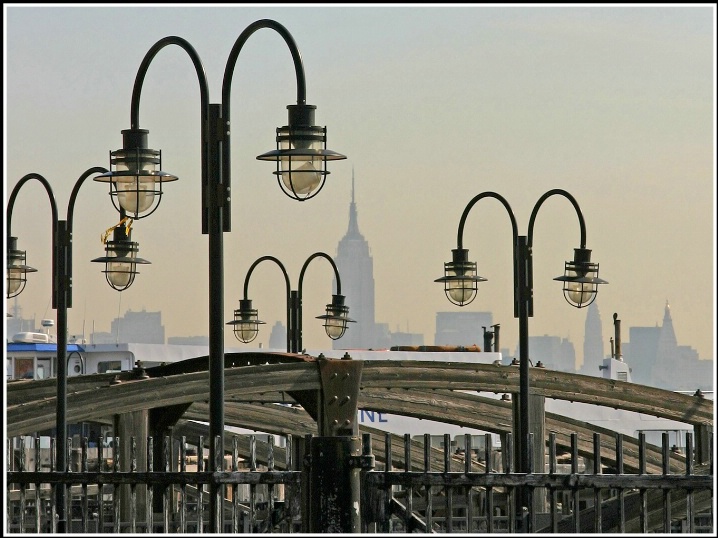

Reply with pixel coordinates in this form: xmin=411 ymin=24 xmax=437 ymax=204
xmin=114 ymin=410 xmax=149 ymax=524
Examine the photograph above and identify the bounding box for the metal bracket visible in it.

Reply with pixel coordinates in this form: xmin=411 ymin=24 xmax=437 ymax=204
xmin=318 ymin=356 xmax=363 ymax=436
xmin=348 ymin=454 xmax=375 ymax=470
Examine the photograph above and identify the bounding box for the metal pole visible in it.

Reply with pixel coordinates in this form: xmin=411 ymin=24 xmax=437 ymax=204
xmin=55 ymin=219 xmax=69 ymax=532
xmin=290 ymin=290 xmax=300 ymax=353
xmin=207 ymin=103 xmax=225 ymax=531
xmin=516 ymin=235 xmax=531 ymax=510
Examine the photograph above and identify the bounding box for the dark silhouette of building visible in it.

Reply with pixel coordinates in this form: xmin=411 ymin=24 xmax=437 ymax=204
xmin=332 ymin=171 xmax=400 ymax=349
xmin=580 ymin=301 xmax=604 ymax=375
xmin=91 ymin=308 xmax=165 ymax=344
xmin=516 ymin=334 xmax=576 ymax=373
xmin=622 ymin=301 xmax=711 ymax=390
xmin=168 ymin=335 xmax=209 ymax=346
xmin=269 ymin=321 xmax=287 ymax=350
xmin=434 ymin=311 xmax=493 ymax=347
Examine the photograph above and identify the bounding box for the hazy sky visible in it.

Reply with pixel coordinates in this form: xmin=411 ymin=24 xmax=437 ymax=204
xmin=4 ymin=4 xmax=716 ymax=366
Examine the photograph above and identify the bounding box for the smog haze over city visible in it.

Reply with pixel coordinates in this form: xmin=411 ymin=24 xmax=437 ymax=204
xmin=4 ymin=5 xmax=716 ymax=367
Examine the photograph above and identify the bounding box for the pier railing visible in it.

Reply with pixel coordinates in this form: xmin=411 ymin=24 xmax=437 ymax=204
xmin=7 ymin=430 xmax=713 ymax=533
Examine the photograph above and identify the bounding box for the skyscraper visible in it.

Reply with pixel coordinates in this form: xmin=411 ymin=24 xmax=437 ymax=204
xmin=333 ymin=172 xmax=385 ymax=349
xmin=652 ymin=301 xmax=679 ymax=388
xmin=581 ymin=301 xmax=604 ymax=374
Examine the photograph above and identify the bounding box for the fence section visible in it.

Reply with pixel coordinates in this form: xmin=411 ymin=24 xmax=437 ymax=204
xmin=360 ymin=431 xmax=713 ymax=533
xmin=7 ymin=430 xmax=714 ymax=533
xmin=7 ymin=433 xmax=301 ymax=533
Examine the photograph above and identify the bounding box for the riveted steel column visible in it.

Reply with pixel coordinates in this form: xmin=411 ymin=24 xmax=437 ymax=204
xmin=309 ymin=436 xmax=361 ymax=532
xmin=308 ymin=355 xmax=364 ymax=532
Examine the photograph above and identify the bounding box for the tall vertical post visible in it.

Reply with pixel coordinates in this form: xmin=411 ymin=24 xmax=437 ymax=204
xmin=516 ymin=235 xmax=531 ymax=518
xmin=55 ymin=219 xmax=69 ymax=532
xmin=207 ymin=103 xmax=225 ymax=531
xmin=290 ymin=290 xmax=300 ymax=353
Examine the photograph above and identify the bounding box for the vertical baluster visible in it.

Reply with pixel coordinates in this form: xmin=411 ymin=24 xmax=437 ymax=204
xmin=214 ymin=435 xmax=223 ymax=533
xmin=616 ymin=432 xmax=625 ymax=533
xmin=113 ymin=436 xmax=121 ymax=533
xmin=231 ymin=436 xmax=238 ymax=534
xmin=548 ymin=432 xmax=557 ymax=533
xmin=66 ymin=437 xmax=72 ymax=531
xmin=638 ymin=433 xmax=647 ymax=533
xmin=35 ymin=435 xmax=42 ymax=533
xmin=19 ymin=436 xmax=27 ymax=533
xmin=98 ymin=435 xmax=104 ymax=533
xmin=571 ymin=433 xmax=579 ymax=533
xmin=423 ymin=433 xmax=432 ymax=533
xmin=130 ymin=437 xmax=137 ymax=533
xmin=179 ymin=436 xmax=186 ymax=533
xmin=82 ymin=436 xmax=89 ymax=533
xmin=444 ymin=433 xmax=452 ymax=533
xmin=384 ymin=432 xmax=392 ymax=534
xmin=268 ymin=435 xmax=276 ymax=533
xmin=249 ymin=435 xmax=257 ymax=534
xmin=485 ymin=433 xmax=494 ymax=534
xmin=360 ymin=433 xmax=371 ymax=534
xmin=527 ymin=432 xmax=534 ymax=533
xmin=197 ymin=436 xmax=204 ymax=534
xmin=464 ymin=433 xmax=473 ymax=533
xmin=593 ymin=433 xmax=602 ymax=533
xmin=404 ymin=433 xmax=412 ymax=532
xmin=662 ymin=432 xmax=671 ymax=533
xmin=286 ymin=435 xmax=294 ymax=533
xmin=146 ymin=436 xmax=154 ymax=534
xmin=163 ymin=435 xmax=171 ymax=532
xmin=505 ymin=432 xmax=514 ymax=534
xmin=685 ymin=431 xmax=694 ymax=533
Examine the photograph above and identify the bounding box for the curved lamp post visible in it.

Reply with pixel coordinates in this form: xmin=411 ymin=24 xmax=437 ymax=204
xmin=92 ymin=20 xmax=345 ymax=529
xmin=229 ymin=252 xmax=354 ymax=352
xmin=5 ymin=167 xmax=149 ymax=532
xmin=435 ymin=189 xmax=606 ymax=523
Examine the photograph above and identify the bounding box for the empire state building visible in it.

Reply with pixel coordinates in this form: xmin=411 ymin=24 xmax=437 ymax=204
xmin=332 ymin=172 xmax=384 ymax=349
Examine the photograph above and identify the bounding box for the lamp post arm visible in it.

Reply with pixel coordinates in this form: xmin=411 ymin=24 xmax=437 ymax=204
xmin=298 ymin=252 xmax=341 ymax=295
xmin=242 ymin=255 xmax=291 ymax=299
xmin=7 ymin=173 xmax=59 ymax=240
xmin=456 ymin=191 xmax=520 ymax=317
xmin=220 ymin=19 xmax=308 ymax=232
xmin=66 ymin=167 xmax=109 ymax=234
xmin=129 ymin=36 xmax=210 ymax=130
xmin=297 ymin=252 xmax=340 ymax=353
xmin=527 ymin=188 xmax=587 ymax=249
xmin=222 ymin=19 xmax=307 ymax=111
xmin=7 ymin=173 xmax=59 ymax=307
xmin=456 ymin=191 xmax=519 ymax=249
xmin=242 ymin=255 xmax=291 ymax=351
xmin=61 ymin=166 xmax=110 ymax=310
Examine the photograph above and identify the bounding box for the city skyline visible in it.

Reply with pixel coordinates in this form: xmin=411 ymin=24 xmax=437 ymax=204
xmin=4 ymin=5 xmax=716 ymax=361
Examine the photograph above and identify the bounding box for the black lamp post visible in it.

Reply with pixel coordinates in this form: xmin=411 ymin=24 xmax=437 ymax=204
xmin=228 ymin=252 xmax=354 ymax=352
xmin=92 ymin=20 xmax=345 ymax=530
xmin=436 ymin=189 xmax=606 ymax=522
xmin=5 ymin=167 xmax=149 ymax=532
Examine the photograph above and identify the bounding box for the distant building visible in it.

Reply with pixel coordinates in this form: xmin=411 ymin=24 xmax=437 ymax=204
xmin=91 ymin=308 xmax=165 ymax=345
xmin=5 ymin=302 xmax=37 ymax=338
xmin=168 ymin=336 xmax=209 ymax=346
xmin=434 ymin=311 xmax=492 ymax=348
xmin=580 ymin=301 xmax=604 ymax=374
xmin=517 ymin=335 xmax=576 ymax=373
xmin=332 ymin=172 xmax=408 ymax=350
xmin=268 ymin=321 xmax=287 ymax=350
xmin=623 ymin=326 xmax=660 ymax=385
xmin=389 ymin=331 xmax=424 ymax=348
xmin=622 ymin=302 xmax=712 ymax=390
